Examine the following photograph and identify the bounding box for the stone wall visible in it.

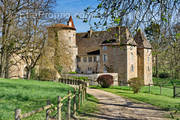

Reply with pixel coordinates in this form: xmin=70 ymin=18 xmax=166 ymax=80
xmin=137 ymin=48 xmax=153 ymax=85
xmin=63 ymin=73 xmax=118 ymax=86
xmin=77 ymin=55 xmax=100 ymax=74
xmin=40 ymin=27 xmax=78 ymax=78
xmin=127 ymin=45 xmax=138 ymax=81
xmin=9 ymin=54 xmax=26 ymax=79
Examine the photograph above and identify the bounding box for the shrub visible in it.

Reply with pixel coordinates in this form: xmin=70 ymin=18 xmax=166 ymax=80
xmin=70 ymin=76 xmax=89 ymax=81
xmin=68 ymin=71 xmax=77 ymax=74
xmin=128 ymin=77 xmax=144 ymax=94
xmin=39 ymin=68 xmax=57 ymax=81
xmin=97 ymin=74 xmax=113 ymax=88
xmin=159 ymin=72 xmax=170 ymax=78
xmin=55 ymin=65 xmax=63 ymax=74
xmin=30 ymin=68 xmax=39 ymax=80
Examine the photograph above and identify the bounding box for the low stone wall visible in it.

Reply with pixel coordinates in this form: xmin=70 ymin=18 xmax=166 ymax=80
xmin=62 ymin=73 xmax=118 ymax=86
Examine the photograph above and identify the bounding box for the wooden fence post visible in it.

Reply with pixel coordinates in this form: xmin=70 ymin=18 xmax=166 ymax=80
xmin=57 ymin=96 xmax=61 ymax=120
xmin=160 ymin=85 xmax=162 ymax=95
xmin=73 ymin=89 xmax=77 ymax=117
xmin=81 ymin=85 xmax=84 ymax=104
xmin=15 ymin=109 xmax=21 ymax=120
xmin=46 ymin=100 xmax=51 ymax=120
xmin=67 ymin=90 xmax=71 ymax=120
xmin=78 ymin=85 xmax=81 ymax=110
xmin=83 ymin=85 xmax=85 ymax=101
xmin=173 ymin=85 xmax=176 ymax=98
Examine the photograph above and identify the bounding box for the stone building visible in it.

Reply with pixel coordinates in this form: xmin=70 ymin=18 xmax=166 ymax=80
xmin=8 ymin=16 xmax=153 ymax=85
xmin=42 ymin=16 xmax=153 ymax=85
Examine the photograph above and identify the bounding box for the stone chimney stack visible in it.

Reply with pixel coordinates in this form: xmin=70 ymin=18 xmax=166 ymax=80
xmin=67 ymin=16 xmax=75 ymax=28
xmin=88 ymin=29 xmax=93 ymax=38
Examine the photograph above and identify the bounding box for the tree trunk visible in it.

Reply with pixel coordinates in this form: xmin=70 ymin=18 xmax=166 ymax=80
xmin=26 ymin=68 xmax=31 ymax=80
xmin=27 ymin=69 xmax=31 ymax=80
xmin=155 ymin=54 xmax=158 ymax=77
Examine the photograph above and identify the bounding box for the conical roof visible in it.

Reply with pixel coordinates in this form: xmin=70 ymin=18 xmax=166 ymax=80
xmin=67 ymin=16 xmax=75 ymax=28
xmin=134 ymin=29 xmax=152 ymax=49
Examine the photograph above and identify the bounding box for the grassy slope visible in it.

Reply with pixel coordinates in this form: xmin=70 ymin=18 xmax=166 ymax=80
xmin=79 ymin=94 xmax=99 ymax=114
xmin=90 ymin=78 xmax=180 ymax=111
xmin=0 ymin=78 xmax=74 ymax=120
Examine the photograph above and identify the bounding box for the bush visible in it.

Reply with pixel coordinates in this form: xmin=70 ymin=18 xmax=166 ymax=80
xmin=159 ymin=72 xmax=170 ymax=78
xmin=39 ymin=68 xmax=57 ymax=81
xmin=55 ymin=65 xmax=63 ymax=74
xmin=97 ymin=74 xmax=113 ymax=88
xmin=68 ymin=71 xmax=77 ymax=74
xmin=30 ymin=68 xmax=39 ymax=80
xmin=70 ymin=76 xmax=89 ymax=81
xmin=128 ymin=77 xmax=144 ymax=94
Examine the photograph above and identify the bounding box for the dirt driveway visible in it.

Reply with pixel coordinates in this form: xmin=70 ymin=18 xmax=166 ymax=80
xmin=84 ymin=88 xmax=169 ymax=120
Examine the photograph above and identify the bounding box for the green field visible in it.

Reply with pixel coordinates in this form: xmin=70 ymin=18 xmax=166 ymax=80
xmin=91 ymin=78 xmax=180 ymax=112
xmin=0 ymin=78 xmax=75 ymax=120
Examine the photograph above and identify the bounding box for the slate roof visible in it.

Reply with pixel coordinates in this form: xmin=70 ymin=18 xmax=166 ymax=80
xmin=134 ymin=29 xmax=152 ymax=49
xmin=76 ymin=26 xmax=137 ymax=55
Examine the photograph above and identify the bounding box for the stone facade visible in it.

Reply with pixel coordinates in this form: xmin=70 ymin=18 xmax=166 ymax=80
xmin=39 ymin=16 xmax=78 ymax=79
xmin=63 ymin=73 xmax=119 ymax=86
xmin=76 ymin=27 xmax=152 ymax=85
xmin=8 ymin=17 xmax=152 ymax=85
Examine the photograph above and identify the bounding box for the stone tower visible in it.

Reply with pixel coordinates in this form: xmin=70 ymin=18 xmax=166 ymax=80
xmin=40 ymin=16 xmax=78 ymax=79
xmin=134 ymin=29 xmax=153 ymax=85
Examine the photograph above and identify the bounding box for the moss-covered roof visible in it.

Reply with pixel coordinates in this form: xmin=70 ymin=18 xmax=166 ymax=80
xmin=134 ymin=29 xmax=152 ymax=49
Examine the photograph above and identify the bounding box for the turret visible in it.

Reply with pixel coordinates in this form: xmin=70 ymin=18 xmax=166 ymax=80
xmin=40 ymin=16 xmax=78 ymax=80
xmin=134 ymin=29 xmax=153 ymax=85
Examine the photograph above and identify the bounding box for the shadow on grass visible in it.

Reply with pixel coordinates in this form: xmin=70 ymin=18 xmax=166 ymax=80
xmin=79 ymin=112 xmax=137 ymax=120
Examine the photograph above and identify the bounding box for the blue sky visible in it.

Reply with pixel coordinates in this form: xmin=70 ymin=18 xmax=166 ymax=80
xmin=54 ymin=0 xmax=99 ymax=33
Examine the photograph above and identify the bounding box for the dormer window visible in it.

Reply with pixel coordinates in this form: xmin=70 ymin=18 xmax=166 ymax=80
xmin=103 ymin=46 xmax=107 ymax=50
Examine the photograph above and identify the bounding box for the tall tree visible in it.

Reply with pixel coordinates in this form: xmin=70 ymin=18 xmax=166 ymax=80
xmin=145 ymin=22 xmax=161 ymax=77
xmin=0 ymin=0 xmax=56 ymax=78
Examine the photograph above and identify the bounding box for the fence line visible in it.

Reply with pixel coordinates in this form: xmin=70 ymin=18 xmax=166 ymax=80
xmin=173 ymin=85 xmax=180 ymax=98
xmin=15 ymin=81 xmax=87 ymax=120
xmin=119 ymin=81 xmax=180 ymax=98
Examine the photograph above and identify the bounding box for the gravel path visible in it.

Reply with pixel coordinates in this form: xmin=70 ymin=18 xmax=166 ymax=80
xmin=84 ymin=88 xmax=169 ymax=120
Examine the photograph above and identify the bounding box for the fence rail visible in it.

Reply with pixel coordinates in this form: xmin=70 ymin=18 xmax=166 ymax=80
xmin=173 ymin=85 xmax=180 ymax=98
xmin=58 ymin=78 xmax=88 ymax=87
xmin=119 ymin=81 xmax=180 ymax=98
xmin=15 ymin=80 xmax=87 ymax=120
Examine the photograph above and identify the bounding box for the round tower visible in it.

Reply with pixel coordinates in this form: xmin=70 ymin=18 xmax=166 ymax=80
xmin=56 ymin=16 xmax=78 ymax=72
xmin=44 ymin=16 xmax=78 ymax=75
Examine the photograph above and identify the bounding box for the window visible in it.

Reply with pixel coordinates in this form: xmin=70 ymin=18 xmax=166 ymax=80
xmin=88 ymin=57 xmax=92 ymax=62
xmin=131 ymin=65 xmax=134 ymax=72
xmin=148 ymin=56 xmax=150 ymax=62
xmin=103 ymin=54 xmax=107 ymax=62
xmin=83 ymin=57 xmax=87 ymax=62
xmin=94 ymin=56 xmax=97 ymax=62
xmin=104 ymin=66 xmax=107 ymax=73
xmin=103 ymin=46 xmax=107 ymax=50
xmin=131 ymin=52 xmax=134 ymax=63
xmin=88 ymin=67 xmax=92 ymax=71
xmin=77 ymin=57 xmax=81 ymax=62
xmin=130 ymin=46 xmax=133 ymax=50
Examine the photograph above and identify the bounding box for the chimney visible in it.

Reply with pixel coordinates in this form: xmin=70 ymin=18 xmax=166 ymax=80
xmin=67 ymin=16 xmax=75 ymax=28
xmin=88 ymin=29 xmax=93 ymax=38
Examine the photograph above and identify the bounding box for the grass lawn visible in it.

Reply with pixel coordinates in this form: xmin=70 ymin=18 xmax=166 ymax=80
xmin=0 ymin=78 xmax=75 ymax=120
xmin=90 ymin=78 xmax=180 ymax=112
xmin=78 ymin=94 xmax=99 ymax=115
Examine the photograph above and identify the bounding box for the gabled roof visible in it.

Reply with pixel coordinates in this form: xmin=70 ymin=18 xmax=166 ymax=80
xmin=76 ymin=26 xmax=137 ymax=55
xmin=134 ymin=29 xmax=152 ymax=49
